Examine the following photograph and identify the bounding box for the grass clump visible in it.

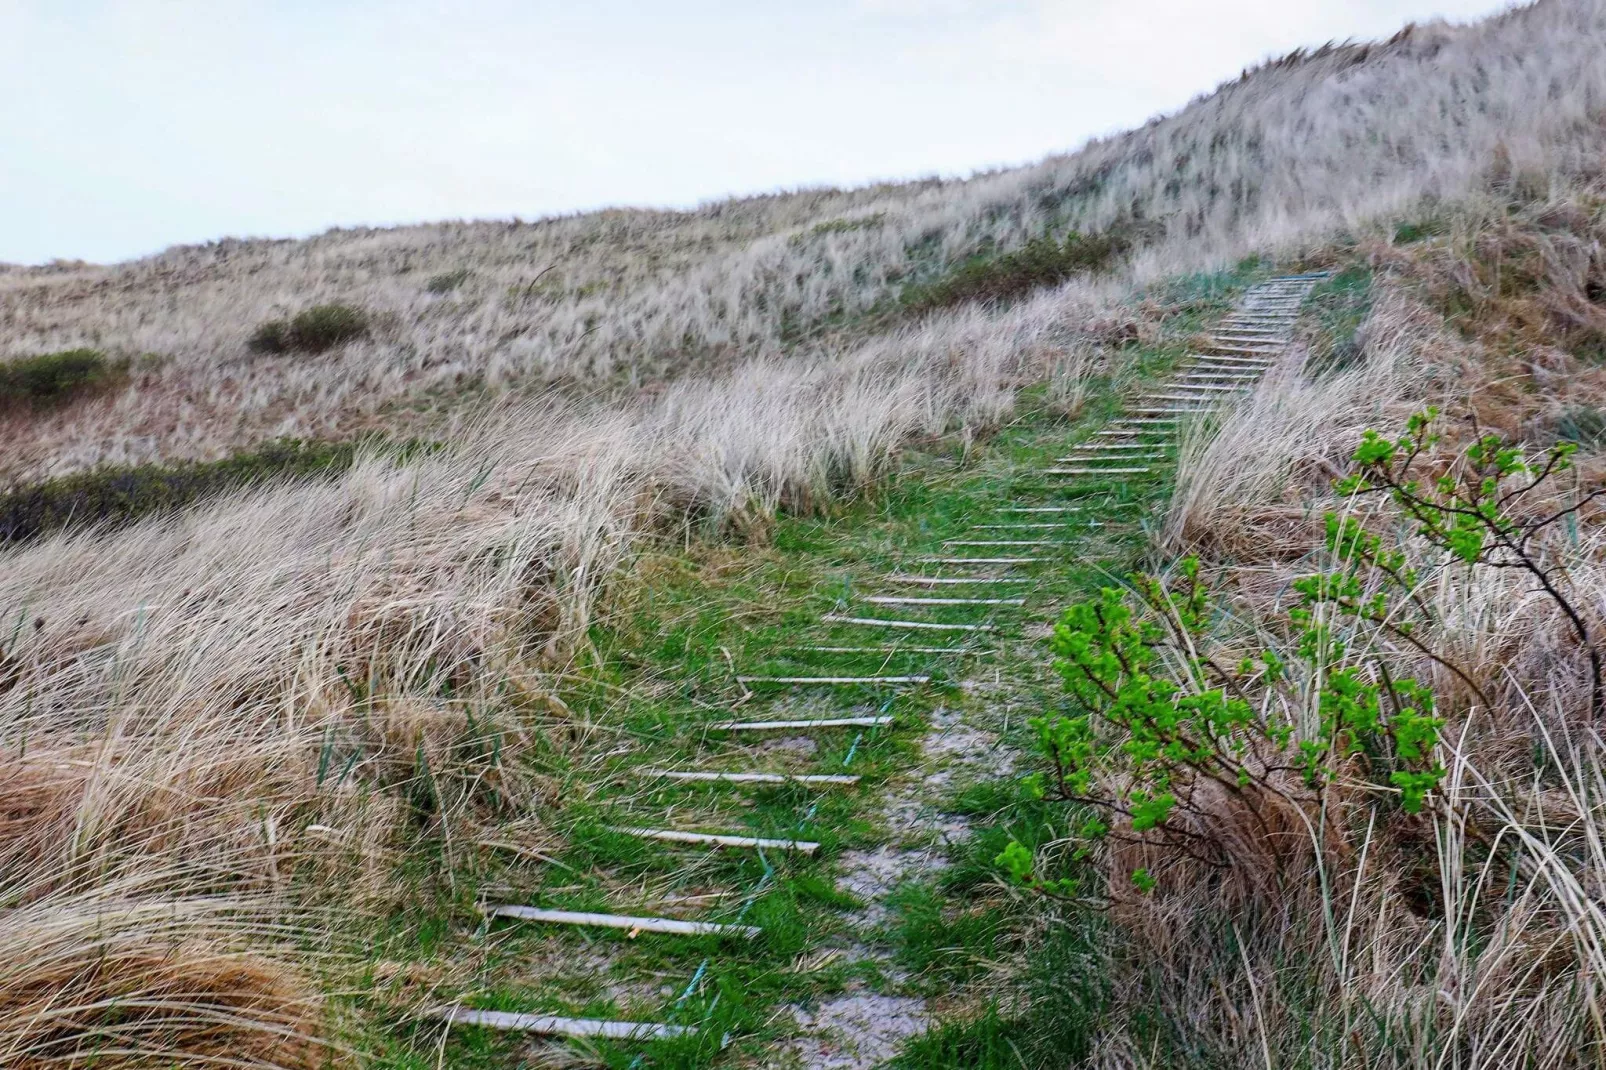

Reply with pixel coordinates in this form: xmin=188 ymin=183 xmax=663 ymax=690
xmin=1557 ymin=405 xmax=1606 ymax=449
xmin=0 ymin=438 xmax=371 ymax=542
xmin=902 ymin=230 xmax=1129 ymax=312
xmin=1305 ymin=265 xmax=1371 ymax=374
xmin=248 ymin=304 xmax=370 ymax=355
xmin=424 ymin=269 xmax=470 ymax=294
xmin=0 ymin=348 xmax=119 ymax=412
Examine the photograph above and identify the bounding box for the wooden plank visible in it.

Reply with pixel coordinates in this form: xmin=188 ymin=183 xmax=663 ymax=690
xmin=1061 ymin=443 xmax=1163 ymax=451
xmin=1044 ymin=466 xmax=1152 ymax=475
xmin=1140 ymin=395 xmax=1239 ymax=405
xmin=707 ymin=714 xmax=895 ymax=731
xmin=975 ymin=522 xmax=1077 ymax=529
xmin=917 ymin=556 xmax=1041 ymax=564
xmin=883 ymin=574 xmax=1030 ymax=583
xmin=863 ymin=596 xmax=1025 ymax=606
xmin=994 ymin=505 xmax=1089 ymax=512
xmin=611 ymin=827 xmax=820 ymax=853
xmin=437 ymin=1007 xmax=694 ymax=1040
xmin=483 ymin=905 xmax=761 ymax=939
xmin=735 ymin=674 xmax=931 ymax=685
xmin=943 ymin=539 xmax=1053 ymax=546
xmin=798 ymin=642 xmax=968 ymax=651
xmin=1054 ymin=454 xmax=1165 ymax=462
xmin=821 ymin=614 xmax=995 ymax=631
xmin=1185 ymin=353 xmax=1275 ymax=364
xmin=644 ymin=770 xmax=863 ymax=785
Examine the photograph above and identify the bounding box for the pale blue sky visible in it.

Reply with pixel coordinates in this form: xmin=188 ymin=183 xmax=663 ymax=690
xmin=0 ymin=0 xmax=1519 ymax=265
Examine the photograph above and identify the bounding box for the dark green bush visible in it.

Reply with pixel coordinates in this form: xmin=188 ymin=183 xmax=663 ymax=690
xmin=0 ymin=439 xmax=364 ymax=542
xmin=425 ymin=270 xmax=470 ymax=294
xmin=248 ymin=303 xmax=370 ymax=355
xmin=0 ymin=348 xmax=117 ymax=411
xmin=902 ymin=230 xmax=1129 ymax=312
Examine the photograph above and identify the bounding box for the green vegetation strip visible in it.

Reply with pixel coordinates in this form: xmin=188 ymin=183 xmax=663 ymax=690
xmin=0 ymin=437 xmax=432 ymax=543
xmin=356 ymin=263 xmax=1266 ymax=1068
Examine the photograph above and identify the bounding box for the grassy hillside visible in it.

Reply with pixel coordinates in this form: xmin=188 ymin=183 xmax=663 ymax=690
xmin=3 ymin=1 xmax=1604 ymax=480
xmin=5 ymin=0 xmax=1606 ymax=1066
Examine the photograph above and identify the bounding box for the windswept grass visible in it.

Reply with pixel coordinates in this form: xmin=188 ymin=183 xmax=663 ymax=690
xmin=6 ymin=2 xmax=1606 ymax=476
xmin=9 ymin=3 xmax=1606 ymax=1065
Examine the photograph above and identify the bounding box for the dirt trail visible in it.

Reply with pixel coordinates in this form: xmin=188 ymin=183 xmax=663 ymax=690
xmin=783 ymin=703 xmax=1020 ymax=1068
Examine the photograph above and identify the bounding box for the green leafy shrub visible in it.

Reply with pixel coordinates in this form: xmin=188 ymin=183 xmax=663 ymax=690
xmin=0 ymin=348 xmax=118 ymax=411
xmin=902 ymin=229 xmax=1130 ymax=312
xmin=1004 ymin=409 xmax=1602 ymax=890
xmin=248 ymin=303 xmax=370 ymax=355
xmin=0 ymin=439 xmax=367 ymax=542
xmin=424 ymin=269 xmax=470 ymax=294
xmin=1016 ymin=556 xmax=1445 ymax=887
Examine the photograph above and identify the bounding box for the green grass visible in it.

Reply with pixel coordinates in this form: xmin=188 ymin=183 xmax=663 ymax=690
xmin=1306 ymin=265 xmax=1372 ymax=375
xmin=877 ymin=260 xmax=1433 ymax=1069
xmin=340 ymin=272 xmax=1252 ymax=1067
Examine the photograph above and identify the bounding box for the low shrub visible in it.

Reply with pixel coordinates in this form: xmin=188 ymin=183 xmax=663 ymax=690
xmin=902 ymin=229 xmax=1130 ymax=312
xmin=248 ymin=304 xmax=370 ymax=355
xmin=0 ymin=439 xmax=370 ymax=542
xmin=0 ymin=348 xmax=118 ymax=411
xmin=424 ymin=269 xmax=470 ymax=294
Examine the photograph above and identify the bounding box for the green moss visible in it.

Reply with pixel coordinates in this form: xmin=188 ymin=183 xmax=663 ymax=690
xmin=0 ymin=348 xmax=119 ymax=411
xmin=248 ymin=303 xmax=370 ymax=355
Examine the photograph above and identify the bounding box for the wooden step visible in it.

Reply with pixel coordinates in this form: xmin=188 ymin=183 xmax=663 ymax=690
xmin=883 ymin=575 xmax=1029 ymax=584
xmin=483 ymin=905 xmax=761 ymax=939
xmin=821 ymin=614 xmax=996 ymax=631
xmin=611 ymin=827 xmax=820 ymax=853
xmin=794 ymin=644 xmax=985 ymax=654
xmin=943 ymin=539 xmax=1054 ymax=547
xmin=708 ymin=714 xmax=895 ymax=730
xmin=975 ymin=522 xmax=1079 ymax=529
xmin=1044 ymin=466 xmax=1152 ymax=475
xmin=735 ymin=674 xmax=931 ymax=685
xmin=864 ymin=595 xmax=1025 ymax=606
xmin=644 ymin=770 xmax=863 ymax=785
xmin=436 ymin=1008 xmax=694 ymax=1040
xmin=993 ymin=506 xmax=1090 ymax=512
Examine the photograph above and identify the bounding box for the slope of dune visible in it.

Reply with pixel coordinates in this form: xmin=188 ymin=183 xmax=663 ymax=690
xmin=5 ymin=1 xmax=1606 ymax=1065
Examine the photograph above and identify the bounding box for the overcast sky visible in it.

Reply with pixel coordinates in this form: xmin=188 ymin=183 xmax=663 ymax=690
xmin=0 ymin=0 xmax=1519 ymax=265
